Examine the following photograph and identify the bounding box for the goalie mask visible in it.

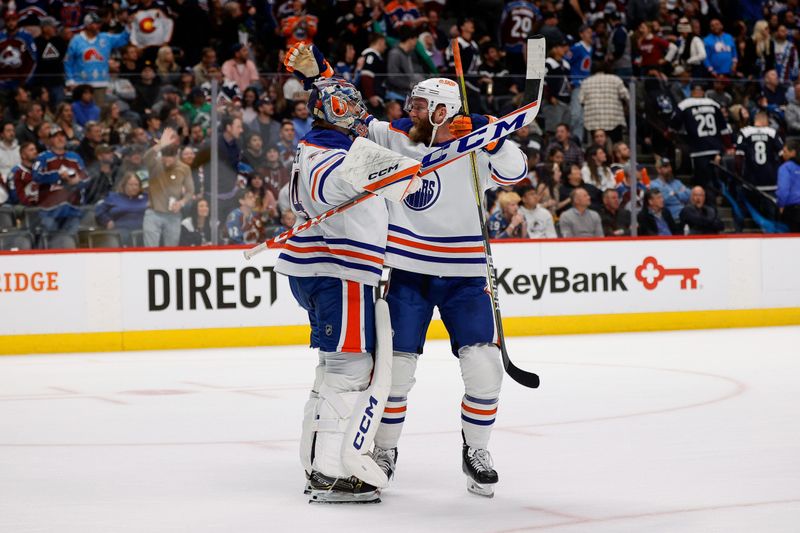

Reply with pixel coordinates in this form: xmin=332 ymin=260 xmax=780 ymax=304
xmin=405 ymin=78 xmax=462 ymax=126
xmin=308 ymin=77 xmax=367 ymax=135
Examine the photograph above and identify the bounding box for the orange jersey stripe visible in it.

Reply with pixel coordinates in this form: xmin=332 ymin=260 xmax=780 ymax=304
xmin=310 ymin=157 xmax=339 ymax=202
xmin=387 ymin=235 xmax=484 ymax=254
xmin=282 ymin=243 xmax=384 ymax=265
xmin=341 ymin=281 xmax=362 ymax=353
xmin=383 ymin=406 xmax=407 ymax=413
xmin=461 ymin=403 xmax=497 ymax=416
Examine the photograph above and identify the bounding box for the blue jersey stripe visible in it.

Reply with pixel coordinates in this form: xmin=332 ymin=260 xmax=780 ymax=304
xmin=489 ymin=161 xmax=527 ymax=183
xmin=316 ymin=156 xmax=345 ymax=205
xmin=380 ymin=417 xmax=405 ymax=424
xmin=387 ymin=396 xmax=407 ymax=402
xmin=388 ymin=224 xmax=483 ymax=243
xmin=278 ymin=254 xmax=383 ymax=277
xmin=308 ymin=152 xmax=344 ymax=186
xmin=461 ymin=414 xmax=495 ymax=426
xmin=288 ymin=236 xmax=385 ymax=255
xmin=386 ymin=246 xmax=486 ymax=264
xmin=464 ymin=394 xmax=498 ymax=405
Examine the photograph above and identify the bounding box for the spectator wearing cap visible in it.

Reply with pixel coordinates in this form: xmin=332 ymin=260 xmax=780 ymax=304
xmin=703 ymin=19 xmax=737 ymax=78
xmin=679 ymin=186 xmax=724 ymax=235
xmin=181 ymin=88 xmax=212 ymax=128
xmin=517 ymin=185 xmax=557 ymax=239
xmin=580 ymin=61 xmax=629 ymax=143
xmin=559 ymin=188 xmax=604 ymax=238
xmin=32 ymin=127 xmax=89 ymax=237
xmin=32 ymin=16 xmax=67 ymax=105
xmin=142 ymin=127 xmax=194 ymax=247
xmin=607 ymin=11 xmax=632 ymax=78
xmin=773 ymin=25 xmax=798 ymax=84
xmin=64 ymin=12 xmax=130 ymax=104
xmin=0 ymin=122 xmax=21 ymax=180
xmin=72 ymin=85 xmax=101 ymax=128
xmin=568 ymin=24 xmax=594 ymax=142
xmin=385 ymin=27 xmax=427 ymax=102
xmin=649 ymin=157 xmax=689 ymax=220
xmin=95 ymin=172 xmax=148 ymax=245
xmin=599 ymin=188 xmax=631 ymax=236
xmin=85 ymin=143 xmax=120 ymax=205
xmin=247 ymin=97 xmax=280 ymax=148
xmin=221 ymin=43 xmax=261 ymax=94
xmin=133 ymin=62 xmax=162 ymax=115
xmin=638 ymin=188 xmax=680 ymax=236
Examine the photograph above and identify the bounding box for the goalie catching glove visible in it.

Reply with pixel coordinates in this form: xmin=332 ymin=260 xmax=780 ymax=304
xmin=448 ymin=114 xmax=504 ymax=154
xmin=284 ymin=43 xmax=333 ymax=89
xmin=340 ymin=137 xmax=423 ymax=202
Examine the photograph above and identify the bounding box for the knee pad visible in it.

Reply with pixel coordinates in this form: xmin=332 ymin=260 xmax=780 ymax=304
xmin=322 ymin=350 xmax=372 ymax=392
xmin=390 ymin=351 xmax=419 ymax=397
xmin=458 ymin=343 xmax=503 ymax=399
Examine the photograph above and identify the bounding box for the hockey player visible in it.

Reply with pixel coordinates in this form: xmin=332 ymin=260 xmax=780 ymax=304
xmin=285 ymin=44 xmax=529 ymax=497
xmin=274 ymin=76 xmax=421 ymax=504
xmin=735 ymin=111 xmax=784 ymax=190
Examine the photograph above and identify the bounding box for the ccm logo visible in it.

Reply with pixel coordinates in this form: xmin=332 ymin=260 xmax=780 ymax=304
xmin=352 ymin=395 xmax=379 ymax=450
xmin=368 ymin=164 xmax=399 ymax=180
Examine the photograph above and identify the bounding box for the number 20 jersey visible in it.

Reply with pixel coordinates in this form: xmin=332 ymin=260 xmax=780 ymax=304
xmin=365 ymin=117 xmax=528 ymax=277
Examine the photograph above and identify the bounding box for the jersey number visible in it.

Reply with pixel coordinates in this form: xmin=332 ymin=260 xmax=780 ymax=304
xmin=510 ymin=15 xmax=532 ymax=39
xmin=754 ymin=141 xmax=767 ymax=165
xmin=696 ymin=114 xmax=717 ymax=137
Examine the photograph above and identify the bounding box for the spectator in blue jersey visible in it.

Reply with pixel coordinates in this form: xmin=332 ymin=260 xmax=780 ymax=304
xmin=94 ymin=173 xmax=148 ymax=245
xmin=648 ymin=158 xmax=689 ymax=219
xmin=226 ymin=188 xmax=260 ymax=244
xmin=777 ymin=139 xmax=800 ymax=232
xmin=71 ymin=85 xmax=101 ymax=128
xmin=568 ymin=24 xmax=593 ymax=142
xmin=64 ymin=12 xmax=130 ymax=104
xmin=32 ymin=127 xmax=89 ymax=237
xmin=488 ymin=191 xmax=528 ymax=239
xmin=383 ymin=0 xmax=426 ymax=38
xmin=679 ymin=186 xmax=724 ymax=235
xmin=703 ymin=19 xmax=737 ymax=78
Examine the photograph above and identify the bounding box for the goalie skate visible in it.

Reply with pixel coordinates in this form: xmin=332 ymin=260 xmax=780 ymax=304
xmin=462 ymin=444 xmax=498 ymax=498
xmin=307 ymin=471 xmax=381 ymax=504
xmin=371 ymin=446 xmax=398 ymax=482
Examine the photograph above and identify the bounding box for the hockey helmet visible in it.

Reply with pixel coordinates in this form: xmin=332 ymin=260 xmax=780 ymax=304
xmin=308 ymin=76 xmax=366 ymax=134
xmin=406 ymin=78 xmax=462 ymax=124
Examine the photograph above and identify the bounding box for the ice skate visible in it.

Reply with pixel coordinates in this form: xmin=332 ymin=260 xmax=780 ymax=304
xmin=307 ymin=470 xmax=381 ymax=504
xmin=462 ymin=443 xmax=498 ymax=498
xmin=371 ymin=446 xmax=398 ymax=482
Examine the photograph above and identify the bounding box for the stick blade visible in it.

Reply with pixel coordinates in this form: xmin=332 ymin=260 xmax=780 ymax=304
xmin=524 ymin=36 xmax=546 ymax=104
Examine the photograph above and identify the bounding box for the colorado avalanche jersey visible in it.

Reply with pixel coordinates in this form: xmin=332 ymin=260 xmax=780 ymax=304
xmin=64 ymin=29 xmax=130 ymax=87
xmin=670 ymin=97 xmax=731 ymax=158
xmin=32 ymin=150 xmax=88 ymax=211
xmin=735 ymin=126 xmax=783 ymax=188
xmin=9 ymin=163 xmax=38 ymax=205
xmin=365 ymin=117 xmax=528 ymax=277
xmin=499 ymin=1 xmax=540 ymax=54
xmin=275 ymin=128 xmax=388 ymax=287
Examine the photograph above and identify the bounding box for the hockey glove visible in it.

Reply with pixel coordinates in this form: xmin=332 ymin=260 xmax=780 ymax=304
xmin=448 ymin=114 xmax=504 ymax=154
xmin=284 ymin=43 xmax=334 ymax=90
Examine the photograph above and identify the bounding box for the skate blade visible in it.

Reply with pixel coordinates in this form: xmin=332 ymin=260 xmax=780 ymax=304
xmin=308 ymin=489 xmax=381 ymax=504
xmin=303 ymin=482 xmax=311 ymax=495
xmin=466 ymin=479 xmax=495 ymax=498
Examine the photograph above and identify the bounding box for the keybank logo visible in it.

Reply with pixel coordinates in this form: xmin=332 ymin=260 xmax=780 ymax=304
xmin=497 ymin=257 xmax=702 ymax=300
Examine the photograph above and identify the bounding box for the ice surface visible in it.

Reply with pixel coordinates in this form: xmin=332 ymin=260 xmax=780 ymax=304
xmin=1 ymin=327 xmax=799 ymax=532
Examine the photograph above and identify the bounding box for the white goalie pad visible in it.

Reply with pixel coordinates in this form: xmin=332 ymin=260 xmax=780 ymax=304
xmin=340 ymin=298 xmax=393 ymax=488
xmin=340 ymin=137 xmax=422 ymax=202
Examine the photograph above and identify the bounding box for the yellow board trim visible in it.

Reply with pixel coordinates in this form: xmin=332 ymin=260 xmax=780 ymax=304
xmin=2 ymin=307 xmax=799 ymax=355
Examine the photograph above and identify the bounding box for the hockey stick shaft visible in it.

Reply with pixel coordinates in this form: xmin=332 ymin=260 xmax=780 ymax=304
xmin=452 ymin=38 xmax=540 ymax=389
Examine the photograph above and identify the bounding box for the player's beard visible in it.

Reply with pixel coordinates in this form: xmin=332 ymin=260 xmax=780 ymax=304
xmin=409 ymin=115 xmax=434 ymax=145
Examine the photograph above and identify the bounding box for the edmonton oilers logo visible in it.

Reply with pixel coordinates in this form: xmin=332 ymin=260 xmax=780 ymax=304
xmin=403 ymin=171 xmax=441 ymax=211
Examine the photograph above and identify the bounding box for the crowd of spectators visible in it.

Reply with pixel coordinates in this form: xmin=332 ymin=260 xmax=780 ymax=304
xmin=0 ymin=0 xmax=798 ymax=249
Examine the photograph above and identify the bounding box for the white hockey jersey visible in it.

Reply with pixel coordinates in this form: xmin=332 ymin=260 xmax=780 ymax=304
xmin=274 ymin=128 xmax=388 ymax=287
xmin=365 ymin=117 xmax=528 ymax=277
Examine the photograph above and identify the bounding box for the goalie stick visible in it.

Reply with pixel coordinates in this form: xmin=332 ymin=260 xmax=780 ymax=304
xmin=244 ymin=38 xmax=546 ymax=261
xmin=452 ymin=37 xmax=541 ymax=390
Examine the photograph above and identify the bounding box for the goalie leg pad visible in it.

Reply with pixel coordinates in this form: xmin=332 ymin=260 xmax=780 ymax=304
xmin=374 ymin=351 xmax=418 ymax=450
xmin=300 ymin=352 xmax=326 ymax=475
xmin=459 ymin=343 xmax=503 ymax=450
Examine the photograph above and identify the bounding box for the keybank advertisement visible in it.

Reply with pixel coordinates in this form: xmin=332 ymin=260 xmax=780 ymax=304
xmin=1 ymin=237 xmax=799 ymax=337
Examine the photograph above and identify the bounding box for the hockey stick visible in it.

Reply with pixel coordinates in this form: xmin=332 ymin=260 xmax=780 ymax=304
xmin=452 ymin=37 xmax=542 ymax=389
xmin=244 ymin=44 xmax=545 ymax=259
